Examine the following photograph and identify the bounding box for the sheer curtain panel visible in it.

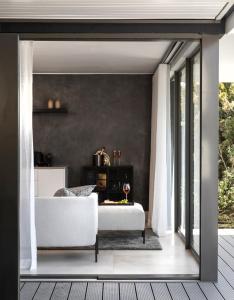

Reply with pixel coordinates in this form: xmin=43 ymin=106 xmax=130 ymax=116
xmin=20 ymin=41 xmax=37 ymax=270
xmin=149 ymin=64 xmax=172 ymax=236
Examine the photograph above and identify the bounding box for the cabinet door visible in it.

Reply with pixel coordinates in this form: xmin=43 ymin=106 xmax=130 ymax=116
xmin=37 ymin=168 xmax=66 ymax=197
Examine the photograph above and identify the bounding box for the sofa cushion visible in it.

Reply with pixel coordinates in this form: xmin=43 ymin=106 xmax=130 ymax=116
xmin=98 ymin=202 xmax=145 ymax=231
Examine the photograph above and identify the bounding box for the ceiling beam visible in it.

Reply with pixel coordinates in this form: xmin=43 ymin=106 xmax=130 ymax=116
xmin=0 ymin=20 xmax=225 ymax=36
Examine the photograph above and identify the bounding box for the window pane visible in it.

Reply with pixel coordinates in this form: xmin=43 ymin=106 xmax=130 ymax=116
xmin=179 ymin=67 xmax=186 ymax=236
xmin=191 ymin=53 xmax=200 ymax=255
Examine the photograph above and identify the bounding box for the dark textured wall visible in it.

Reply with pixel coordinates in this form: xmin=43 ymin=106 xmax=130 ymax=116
xmin=33 ymin=75 xmax=152 ymax=210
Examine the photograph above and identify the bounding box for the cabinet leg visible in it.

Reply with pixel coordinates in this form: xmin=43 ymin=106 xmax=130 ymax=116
xmin=142 ymin=230 xmax=145 ymax=244
xmin=95 ymin=234 xmax=99 ymax=262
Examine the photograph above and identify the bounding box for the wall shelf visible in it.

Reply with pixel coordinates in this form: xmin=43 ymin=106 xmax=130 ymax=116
xmin=33 ymin=108 xmax=68 ymax=114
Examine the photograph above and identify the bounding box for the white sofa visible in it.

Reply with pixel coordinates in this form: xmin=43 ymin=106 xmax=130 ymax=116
xmin=35 ymin=192 xmax=99 ymax=261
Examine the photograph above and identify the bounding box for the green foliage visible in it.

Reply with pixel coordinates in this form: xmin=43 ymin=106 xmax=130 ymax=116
xmin=218 ymin=83 xmax=234 ymax=228
xmin=218 ymin=170 xmax=234 ymax=211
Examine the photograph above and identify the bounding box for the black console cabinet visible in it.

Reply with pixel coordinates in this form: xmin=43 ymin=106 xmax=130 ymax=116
xmin=82 ymin=166 xmax=133 ymax=205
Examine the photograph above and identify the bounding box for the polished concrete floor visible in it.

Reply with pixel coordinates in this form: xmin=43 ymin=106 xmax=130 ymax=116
xmin=21 ymin=233 xmax=199 ymax=276
xmin=21 ymin=232 xmax=234 ymax=300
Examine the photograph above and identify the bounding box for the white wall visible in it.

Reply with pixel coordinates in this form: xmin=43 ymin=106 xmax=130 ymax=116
xmin=219 ymin=33 xmax=234 ymax=82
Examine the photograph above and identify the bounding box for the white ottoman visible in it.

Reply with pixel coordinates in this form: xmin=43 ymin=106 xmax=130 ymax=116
xmin=98 ymin=202 xmax=146 ymax=243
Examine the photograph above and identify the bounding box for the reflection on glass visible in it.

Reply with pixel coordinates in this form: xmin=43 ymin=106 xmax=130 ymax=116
xmin=179 ymin=67 xmax=186 ymax=237
xmin=191 ymin=53 xmax=200 ymax=255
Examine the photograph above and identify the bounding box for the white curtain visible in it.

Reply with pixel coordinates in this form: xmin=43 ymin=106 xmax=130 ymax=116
xmin=149 ymin=64 xmax=172 ymax=236
xmin=20 ymin=41 xmax=37 ymax=270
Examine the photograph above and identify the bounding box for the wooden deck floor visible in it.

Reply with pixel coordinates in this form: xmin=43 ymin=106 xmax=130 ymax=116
xmin=20 ymin=235 xmax=234 ymax=300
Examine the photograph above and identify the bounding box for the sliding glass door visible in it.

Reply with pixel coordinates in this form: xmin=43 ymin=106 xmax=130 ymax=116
xmin=190 ymin=52 xmax=201 ymax=256
xmin=174 ymin=51 xmax=201 ymax=256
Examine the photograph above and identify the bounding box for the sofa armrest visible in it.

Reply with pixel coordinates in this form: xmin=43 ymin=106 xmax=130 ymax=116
xmin=35 ymin=193 xmax=98 ymax=247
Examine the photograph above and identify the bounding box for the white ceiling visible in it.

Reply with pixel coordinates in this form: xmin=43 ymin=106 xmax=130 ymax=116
xmin=0 ymin=1 xmax=232 ymax=20
xmin=219 ymin=33 xmax=234 ymax=82
xmin=34 ymin=37 xmax=234 ymax=80
xmin=33 ymin=41 xmax=171 ymax=74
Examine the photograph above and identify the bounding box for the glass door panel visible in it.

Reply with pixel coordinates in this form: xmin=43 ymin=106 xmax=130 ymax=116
xmin=190 ymin=52 xmax=201 ymax=255
xmin=178 ymin=67 xmax=186 ymax=237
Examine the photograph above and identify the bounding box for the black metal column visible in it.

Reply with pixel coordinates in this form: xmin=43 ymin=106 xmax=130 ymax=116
xmin=0 ymin=34 xmax=19 ymax=300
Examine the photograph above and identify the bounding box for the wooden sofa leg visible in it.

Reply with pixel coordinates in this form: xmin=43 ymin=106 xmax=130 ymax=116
xmin=95 ymin=234 xmax=99 ymax=262
xmin=142 ymin=230 xmax=145 ymax=244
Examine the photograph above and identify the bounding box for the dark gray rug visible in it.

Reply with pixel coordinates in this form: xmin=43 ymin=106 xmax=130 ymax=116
xmin=81 ymin=229 xmax=162 ymax=250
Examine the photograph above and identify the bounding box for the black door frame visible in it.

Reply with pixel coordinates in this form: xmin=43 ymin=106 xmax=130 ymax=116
xmin=172 ymin=39 xmax=219 ymax=281
xmin=0 ymin=34 xmax=19 ymax=300
xmin=0 ymin=18 xmax=223 ymax=299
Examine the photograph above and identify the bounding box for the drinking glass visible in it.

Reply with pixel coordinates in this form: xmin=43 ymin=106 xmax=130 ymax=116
xmin=123 ymin=183 xmax=130 ymax=201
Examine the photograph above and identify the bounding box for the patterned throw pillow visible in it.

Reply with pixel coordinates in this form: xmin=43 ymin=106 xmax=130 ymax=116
xmin=68 ymin=185 xmax=96 ymax=197
xmin=54 ymin=188 xmax=76 ymax=197
xmin=54 ymin=185 xmax=96 ymax=197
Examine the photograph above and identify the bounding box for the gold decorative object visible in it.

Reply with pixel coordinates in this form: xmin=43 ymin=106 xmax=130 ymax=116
xmin=48 ymin=99 xmax=54 ymax=109
xmin=97 ymin=173 xmax=107 ymax=189
xmin=117 ymin=150 xmax=121 ymax=165
xmin=55 ymin=98 xmax=61 ymax=109
xmin=113 ymin=150 xmax=117 ymax=165
xmin=95 ymin=147 xmax=111 ymax=166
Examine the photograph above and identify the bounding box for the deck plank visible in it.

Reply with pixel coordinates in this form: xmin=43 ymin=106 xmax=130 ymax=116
xmin=222 ymin=236 xmax=234 ymax=247
xmin=119 ymin=283 xmax=137 ymax=300
xmin=20 ymin=282 xmax=25 ymax=290
xmin=214 ymin=272 xmax=234 ymax=300
xmin=50 ymin=282 xmax=71 ymax=300
xmin=219 ymin=237 xmax=234 ymax=257
xmin=167 ymin=283 xmax=189 ymax=300
xmin=198 ymin=282 xmax=224 ymax=300
xmin=33 ymin=282 xmax=55 ymax=300
xmin=218 ymin=257 xmax=234 ymax=288
xmin=85 ymin=282 xmax=103 ymax=300
xmin=182 ymin=282 xmax=207 ymax=300
xmin=135 ymin=283 xmax=154 ymax=300
xmin=218 ymin=245 xmax=234 ymax=270
xmin=103 ymin=282 xmax=119 ymax=300
xmin=20 ymin=282 xmax=40 ymax=300
xmin=151 ymin=283 xmax=172 ymax=300
xmin=68 ymin=282 xmax=87 ymax=300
